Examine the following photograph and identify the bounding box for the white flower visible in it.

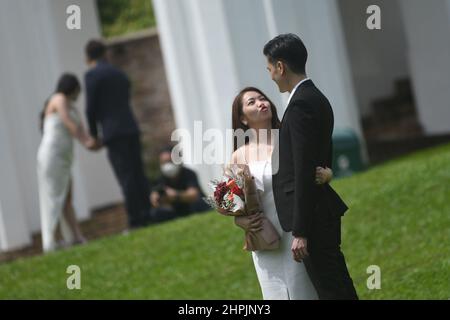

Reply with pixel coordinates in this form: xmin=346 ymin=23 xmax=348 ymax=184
xmin=230 ymin=194 xmax=245 ymax=213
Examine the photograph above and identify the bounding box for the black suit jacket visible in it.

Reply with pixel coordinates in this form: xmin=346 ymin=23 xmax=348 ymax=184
xmin=272 ymin=80 xmax=348 ymax=239
xmin=85 ymin=60 xmax=139 ymax=144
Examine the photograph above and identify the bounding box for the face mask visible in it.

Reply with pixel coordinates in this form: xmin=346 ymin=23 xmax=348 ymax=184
xmin=161 ymin=162 xmax=181 ymax=178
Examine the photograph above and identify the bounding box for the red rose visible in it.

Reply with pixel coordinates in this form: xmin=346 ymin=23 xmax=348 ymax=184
xmin=214 ymin=182 xmax=229 ymax=204
xmin=231 ymin=185 xmax=243 ymax=198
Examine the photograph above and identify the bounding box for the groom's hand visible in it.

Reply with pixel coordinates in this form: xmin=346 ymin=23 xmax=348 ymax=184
xmin=291 ymin=237 xmax=309 ymax=262
xmin=87 ymin=138 xmax=103 ymax=151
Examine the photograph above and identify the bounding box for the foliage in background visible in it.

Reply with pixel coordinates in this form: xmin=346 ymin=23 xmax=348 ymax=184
xmin=97 ymin=0 xmax=156 ymax=38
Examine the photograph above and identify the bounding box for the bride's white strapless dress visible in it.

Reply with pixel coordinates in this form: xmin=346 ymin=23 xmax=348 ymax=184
xmin=248 ymin=160 xmax=318 ymax=300
xmin=37 ymin=109 xmax=79 ymax=252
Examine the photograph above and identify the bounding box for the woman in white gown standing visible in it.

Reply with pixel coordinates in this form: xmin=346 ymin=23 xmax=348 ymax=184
xmin=37 ymin=74 xmax=96 ymax=252
xmin=228 ymin=87 xmax=333 ymax=300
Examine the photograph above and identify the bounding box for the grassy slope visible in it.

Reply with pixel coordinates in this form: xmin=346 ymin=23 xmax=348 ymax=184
xmin=0 ymin=144 xmax=449 ymax=299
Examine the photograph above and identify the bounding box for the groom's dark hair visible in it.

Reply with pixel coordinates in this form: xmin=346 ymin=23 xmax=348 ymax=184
xmin=263 ymin=33 xmax=307 ymax=75
xmin=86 ymin=39 xmax=106 ymax=61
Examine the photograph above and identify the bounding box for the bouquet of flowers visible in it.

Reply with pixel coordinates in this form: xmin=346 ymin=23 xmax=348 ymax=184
xmin=204 ymin=164 xmax=280 ymax=251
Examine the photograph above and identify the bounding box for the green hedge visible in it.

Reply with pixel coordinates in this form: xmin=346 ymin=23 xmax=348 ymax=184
xmin=97 ymin=0 xmax=156 ymax=38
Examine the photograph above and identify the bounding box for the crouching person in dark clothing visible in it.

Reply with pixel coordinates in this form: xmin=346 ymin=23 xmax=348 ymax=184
xmin=149 ymin=147 xmax=210 ymax=223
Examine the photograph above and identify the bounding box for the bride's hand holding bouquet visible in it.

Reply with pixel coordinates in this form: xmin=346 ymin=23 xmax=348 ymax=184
xmin=204 ymin=163 xmax=280 ymax=251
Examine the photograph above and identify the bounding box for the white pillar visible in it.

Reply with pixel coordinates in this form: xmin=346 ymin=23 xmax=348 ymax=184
xmin=399 ymin=0 xmax=450 ymax=135
xmin=221 ymin=0 xmax=285 ymax=109
xmin=0 ymin=99 xmax=31 ymax=250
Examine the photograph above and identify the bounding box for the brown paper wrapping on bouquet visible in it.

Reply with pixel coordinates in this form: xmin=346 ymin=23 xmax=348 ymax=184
xmin=237 ymin=165 xmax=281 ymax=251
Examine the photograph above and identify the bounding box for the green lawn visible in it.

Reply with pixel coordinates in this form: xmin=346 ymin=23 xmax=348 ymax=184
xmin=0 ymin=144 xmax=449 ymax=299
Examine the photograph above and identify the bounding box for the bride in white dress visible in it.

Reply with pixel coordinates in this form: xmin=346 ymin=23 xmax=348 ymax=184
xmin=228 ymin=87 xmax=333 ymax=299
xmin=37 ymin=74 xmax=97 ymax=252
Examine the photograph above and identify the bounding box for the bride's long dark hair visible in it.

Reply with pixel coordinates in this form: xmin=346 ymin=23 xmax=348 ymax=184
xmin=231 ymin=87 xmax=281 ymax=151
xmin=40 ymin=73 xmax=81 ymax=133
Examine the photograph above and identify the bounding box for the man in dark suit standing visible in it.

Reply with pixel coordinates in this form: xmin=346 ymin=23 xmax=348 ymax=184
xmin=84 ymin=39 xmax=150 ymax=229
xmin=264 ymin=34 xmax=358 ymax=299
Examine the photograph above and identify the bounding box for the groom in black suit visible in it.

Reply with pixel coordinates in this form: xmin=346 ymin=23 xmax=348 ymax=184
xmin=264 ymin=34 xmax=358 ymax=299
xmin=84 ymin=40 xmax=151 ymax=229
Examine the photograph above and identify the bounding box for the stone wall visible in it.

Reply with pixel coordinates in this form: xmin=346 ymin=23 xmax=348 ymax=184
xmin=106 ymin=28 xmax=176 ymax=181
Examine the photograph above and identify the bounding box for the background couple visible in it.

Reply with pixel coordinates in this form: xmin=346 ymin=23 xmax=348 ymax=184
xmin=225 ymin=34 xmax=358 ymax=300
xmin=37 ymin=40 xmax=150 ymax=252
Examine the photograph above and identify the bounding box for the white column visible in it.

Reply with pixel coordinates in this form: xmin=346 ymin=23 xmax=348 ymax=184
xmin=263 ymin=0 xmax=279 ymax=39
xmin=154 ymin=0 xmax=242 ymax=189
xmin=399 ymin=0 xmax=450 ymax=135
xmin=0 ymin=97 xmax=31 ymax=250
xmin=222 ymin=0 xmax=285 ymax=109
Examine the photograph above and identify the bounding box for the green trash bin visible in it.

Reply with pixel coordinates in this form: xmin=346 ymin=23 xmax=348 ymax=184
xmin=332 ymin=128 xmax=364 ymax=178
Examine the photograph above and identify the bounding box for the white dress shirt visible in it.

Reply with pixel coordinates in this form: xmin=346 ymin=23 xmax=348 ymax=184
xmin=286 ymin=77 xmax=310 ymax=107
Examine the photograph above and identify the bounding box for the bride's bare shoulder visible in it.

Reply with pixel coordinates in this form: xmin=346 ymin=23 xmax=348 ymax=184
xmin=230 ymin=145 xmax=247 ymax=165
xmin=44 ymin=93 xmax=65 ymax=114
xmin=50 ymin=93 xmax=66 ymax=104
xmin=48 ymin=93 xmax=68 ymax=109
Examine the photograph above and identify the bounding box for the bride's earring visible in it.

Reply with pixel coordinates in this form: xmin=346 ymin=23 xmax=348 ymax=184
xmin=240 ymin=115 xmax=248 ymax=127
